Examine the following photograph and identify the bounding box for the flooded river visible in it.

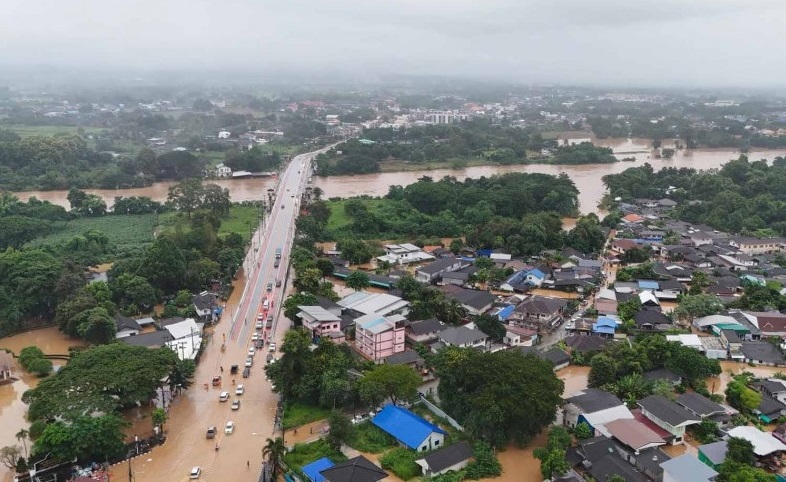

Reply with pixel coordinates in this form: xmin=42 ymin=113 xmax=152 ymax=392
xmin=12 ymin=139 xmax=786 ymax=215
xmin=0 ymin=327 xmax=86 ymax=482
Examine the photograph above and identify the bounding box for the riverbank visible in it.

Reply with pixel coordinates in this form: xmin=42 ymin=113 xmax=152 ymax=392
xmin=12 ymin=139 xmax=786 ymax=217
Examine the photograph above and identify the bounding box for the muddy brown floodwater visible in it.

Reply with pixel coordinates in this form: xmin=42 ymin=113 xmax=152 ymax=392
xmin=0 ymin=327 xmax=86 ymax=482
xmin=12 ymin=140 xmax=786 ymax=216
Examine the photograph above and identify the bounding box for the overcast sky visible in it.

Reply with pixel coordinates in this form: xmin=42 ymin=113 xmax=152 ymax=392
xmin=2 ymin=0 xmax=785 ymax=88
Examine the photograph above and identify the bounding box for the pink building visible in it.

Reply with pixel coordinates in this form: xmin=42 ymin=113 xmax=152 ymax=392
xmin=298 ymin=305 xmax=343 ymax=338
xmin=355 ymin=314 xmax=407 ymax=361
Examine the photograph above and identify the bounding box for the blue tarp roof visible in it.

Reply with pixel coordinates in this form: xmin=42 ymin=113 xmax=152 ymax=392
xmin=495 ymin=304 xmax=515 ymax=321
xmin=302 ymin=458 xmax=334 ymax=482
xmin=476 ymin=249 xmax=493 ymax=257
xmin=638 ymin=280 xmax=660 ymax=290
xmin=528 ymin=268 xmax=546 ymax=280
xmin=593 ymin=324 xmax=616 ymax=335
xmin=596 ymin=316 xmax=620 ymax=327
xmin=372 ymin=404 xmax=447 ymax=450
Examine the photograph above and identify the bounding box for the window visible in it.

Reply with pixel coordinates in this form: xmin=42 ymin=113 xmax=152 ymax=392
xmin=434 ymin=440 xmax=440 ymax=446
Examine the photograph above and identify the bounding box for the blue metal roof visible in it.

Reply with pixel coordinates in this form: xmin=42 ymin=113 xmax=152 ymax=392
xmin=593 ymin=324 xmax=616 ymax=335
xmin=302 ymin=458 xmax=334 ymax=482
xmin=596 ymin=316 xmax=620 ymax=327
xmin=528 ymin=268 xmax=546 ymax=280
xmin=372 ymin=404 xmax=447 ymax=450
xmin=638 ymin=280 xmax=660 ymax=290
xmin=495 ymin=304 xmax=515 ymax=321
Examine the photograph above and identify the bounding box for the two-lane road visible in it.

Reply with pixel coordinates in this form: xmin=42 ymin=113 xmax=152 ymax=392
xmin=112 ymin=147 xmax=327 ymax=482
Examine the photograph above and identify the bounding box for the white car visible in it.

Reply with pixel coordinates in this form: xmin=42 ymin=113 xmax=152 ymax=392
xmin=235 ymin=384 xmax=245 ymax=395
xmin=225 ymin=421 xmax=235 ymax=434
xmin=190 ymin=467 xmax=201 ymax=479
xmin=248 ymin=347 xmax=255 ymax=356
xmin=256 ymin=321 xmax=263 ymax=330
xmin=231 ymin=400 xmax=241 ymax=410
xmin=218 ymin=391 xmax=229 ymax=402
xmin=245 ymin=358 xmax=253 ymax=368
xmin=252 ymin=333 xmax=260 ymax=341
xmin=269 ymin=342 xmax=277 ymax=352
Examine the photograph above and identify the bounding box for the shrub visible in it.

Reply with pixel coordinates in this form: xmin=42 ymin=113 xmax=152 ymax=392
xmin=380 ymin=447 xmax=421 ymax=480
xmin=464 ymin=442 xmax=501 ymax=479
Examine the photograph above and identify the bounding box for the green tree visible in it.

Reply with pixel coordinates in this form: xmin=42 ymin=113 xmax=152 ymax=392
xmin=139 ymin=237 xmax=186 ymax=293
xmin=262 ymin=437 xmax=287 ymax=478
xmin=449 ymin=239 xmax=463 ymax=254
xmin=336 ymin=238 xmax=376 ymax=265
xmin=612 ymin=373 xmax=652 ymax=406
xmin=0 ymin=446 xmax=21 ymax=470
xmin=473 ymin=314 xmax=506 ymax=342
xmin=283 ymin=292 xmax=319 ymax=321
xmin=294 ymin=267 xmax=323 ymax=293
xmin=441 ymin=298 xmax=466 ymax=325
xmin=588 ymin=353 xmax=619 ymax=388
xmin=673 ymin=294 xmax=723 ymax=325
xmin=357 ymin=364 xmax=421 ymax=407
xmin=727 ymin=436 xmax=756 ymax=466
xmin=574 ymin=422 xmax=593 ymax=439
xmin=152 ymin=408 xmax=168 ymax=431
xmin=33 ymin=415 xmax=127 ymax=461
xmin=315 ymin=258 xmax=335 ymax=278
xmin=326 ymin=411 xmax=354 ymax=451
xmin=167 ymin=179 xmax=204 ymax=218
xmin=616 ymin=297 xmax=641 ymax=322
xmin=726 ymin=376 xmax=761 ymax=413
xmin=346 ymin=271 xmax=371 ymax=291
xmin=436 ymin=347 xmax=563 ymax=447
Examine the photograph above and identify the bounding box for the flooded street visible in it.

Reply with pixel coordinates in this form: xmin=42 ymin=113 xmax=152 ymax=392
xmin=12 ymin=141 xmax=786 ymax=216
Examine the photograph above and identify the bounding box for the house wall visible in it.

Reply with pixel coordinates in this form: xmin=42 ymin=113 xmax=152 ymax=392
xmin=357 ymin=325 xmax=405 ymax=360
xmin=418 ymin=432 xmax=445 ymax=452
xmin=640 ymin=408 xmax=686 ymax=444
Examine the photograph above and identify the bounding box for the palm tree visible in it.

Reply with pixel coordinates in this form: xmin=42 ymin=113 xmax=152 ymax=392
xmin=442 ymin=298 xmax=466 ymax=325
xmin=15 ymin=429 xmax=28 ymax=458
xmin=263 ymin=437 xmax=287 ymax=477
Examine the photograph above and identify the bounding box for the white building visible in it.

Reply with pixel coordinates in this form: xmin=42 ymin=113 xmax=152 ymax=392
xmin=215 ymin=163 xmax=232 ymax=178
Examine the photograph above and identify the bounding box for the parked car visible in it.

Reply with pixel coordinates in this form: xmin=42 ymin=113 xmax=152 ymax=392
xmin=230 ymin=365 xmax=238 ymax=375
xmin=256 ymin=321 xmax=263 ymax=330
xmin=235 ymin=384 xmax=245 ymax=395
xmin=219 ymin=392 xmax=229 ymax=402
xmin=252 ymin=333 xmax=260 ymax=341
xmin=266 ymin=283 xmax=273 ymax=292
xmin=245 ymin=357 xmax=253 ymax=368
xmin=248 ymin=347 xmax=255 ymax=356
xmin=231 ymin=400 xmax=241 ymax=410
xmin=211 ymin=376 xmax=221 ymax=386
xmin=225 ymin=421 xmax=235 ymax=434
xmin=269 ymin=342 xmax=277 ymax=352
xmin=242 ymin=367 xmax=250 ymax=378
xmin=276 ymin=279 xmax=282 ymax=286
xmin=206 ymin=427 xmax=217 ymax=439
xmin=190 ymin=467 xmax=201 ymax=479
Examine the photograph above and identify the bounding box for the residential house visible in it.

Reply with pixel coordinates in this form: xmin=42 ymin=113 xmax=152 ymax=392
xmin=698 ymin=441 xmax=727 ymax=470
xmin=569 ymin=436 xmax=649 ymax=482
xmin=508 ymin=295 xmax=567 ymax=333
xmin=415 ymin=441 xmax=473 ymax=477
xmin=298 ymin=305 xmax=343 ymax=338
xmin=593 ymin=316 xmax=621 ymax=337
xmin=752 ymin=378 xmax=786 ymax=404
xmin=121 ymin=330 xmax=174 ymax=349
xmin=355 ymin=314 xmax=406 ymax=361
xmin=415 ymin=258 xmax=468 ymax=283
xmin=502 ymin=325 xmax=538 ymax=347
xmin=638 ymin=290 xmax=661 ymax=307
xmin=383 ymin=350 xmax=426 ymax=376
xmin=0 ymin=351 xmax=16 ymax=384
xmin=436 ymin=326 xmax=488 ymax=350
xmin=303 ymin=457 xmax=335 ymax=482
xmin=338 ymin=292 xmax=410 ymax=318
xmin=665 ymin=334 xmax=704 ymax=351
xmin=589 ymin=452 xmax=648 ymax=482
xmin=405 ymin=318 xmax=444 ymax=344
xmin=115 ymin=315 xmax=142 ymax=338
xmin=634 ymin=310 xmax=672 ymax=330
xmin=563 ymin=388 xmax=634 ymax=433
xmin=676 ymin=392 xmax=731 ymax=427
xmin=193 ymin=291 xmax=217 ymax=321
xmin=524 ymin=347 xmax=571 ymax=370
xmin=440 ymin=285 xmax=495 ymax=316
xmin=611 ymin=239 xmax=641 ymax=255
xmin=372 ymin=404 xmax=447 ymax=451
xmin=215 ymin=163 xmax=232 ymax=177
xmin=741 ymin=311 xmax=786 ymax=337
xmin=604 ymin=418 xmax=666 ymax=454
xmin=719 ymin=329 xmax=743 ymax=358
xmin=729 ymin=236 xmax=782 ymax=255
xmin=753 ymin=393 xmax=786 ymax=423
xmin=637 ymin=395 xmax=701 ymax=445
xmin=377 ymin=244 xmax=434 ymax=265
xmin=622 ymin=213 xmax=645 ymax=224
xmin=660 ymin=454 xmax=718 ymax=482
xmin=564 ymin=334 xmax=611 ymax=355
xmin=440 ymin=266 xmax=477 ymax=287
xmin=164 ymin=318 xmax=204 ymax=360
xmin=320 ymin=455 xmax=388 ymax=482
xmin=726 ymin=426 xmax=786 ymax=457
xmin=741 ymin=341 xmax=786 ymax=366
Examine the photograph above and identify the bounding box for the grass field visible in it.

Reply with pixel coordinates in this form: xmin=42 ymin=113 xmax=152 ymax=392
xmin=25 ymin=214 xmax=158 ymax=250
xmin=283 ymin=440 xmax=347 ymax=477
xmin=281 ymin=402 xmax=332 ymax=430
xmin=324 ymin=198 xmax=389 ymax=233
xmin=3 ymin=125 xmax=107 ymax=138
xmin=157 ymin=205 xmax=262 ymax=244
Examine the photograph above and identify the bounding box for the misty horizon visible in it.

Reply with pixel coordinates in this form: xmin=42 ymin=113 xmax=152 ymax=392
xmin=3 ymin=0 xmax=786 ymax=90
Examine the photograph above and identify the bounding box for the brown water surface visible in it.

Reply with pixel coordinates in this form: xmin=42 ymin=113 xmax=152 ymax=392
xmin=12 ymin=140 xmax=786 ymax=216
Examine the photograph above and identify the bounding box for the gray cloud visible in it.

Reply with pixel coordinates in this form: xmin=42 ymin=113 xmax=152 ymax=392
xmin=1 ymin=0 xmax=785 ymax=87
